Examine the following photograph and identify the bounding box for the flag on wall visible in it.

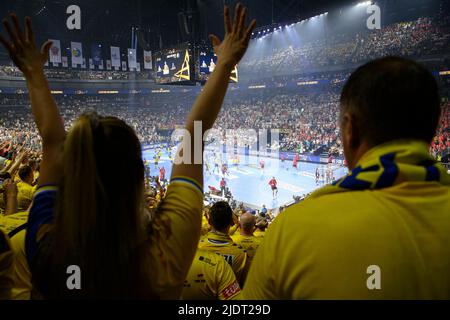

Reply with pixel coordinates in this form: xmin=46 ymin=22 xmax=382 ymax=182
xmin=111 ymin=46 xmax=121 ymax=67
xmin=143 ymin=50 xmax=152 ymax=69
xmin=49 ymin=39 xmax=62 ymax=63
xmin=127 ymin=48 xmax=137 ymax=69
xmin=70 ymin=42 xmax=83 ymax=65
xmin=91 ymin=43 xmax=102 ymax=66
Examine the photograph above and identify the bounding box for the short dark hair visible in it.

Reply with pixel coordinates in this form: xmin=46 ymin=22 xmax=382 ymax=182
xmin=340 ymin=57 xmax=440 ymax=146
xmin=209 ymin=201 xmax=233 ymax=231
xmin=18 ymin=165 xmax=33 ymax=181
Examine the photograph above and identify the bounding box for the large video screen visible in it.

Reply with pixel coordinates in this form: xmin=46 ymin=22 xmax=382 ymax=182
xmin=154 ymin=44 xmax=192 ymax=84
xmin=197 ymin=49 xmax=238 ymax=83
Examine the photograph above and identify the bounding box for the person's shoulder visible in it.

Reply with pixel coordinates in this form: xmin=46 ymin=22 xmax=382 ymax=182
xmin=281 ymin=190 xmax=376 ymax=222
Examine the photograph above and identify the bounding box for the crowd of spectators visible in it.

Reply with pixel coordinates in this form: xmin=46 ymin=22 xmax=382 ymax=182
xmin=1 ymin=90 xmax=448 ymax=160
xmin=239 ymin=17 xmax=450 ymax=78
xmin=0 ymin=65 xmax=153 ymax=81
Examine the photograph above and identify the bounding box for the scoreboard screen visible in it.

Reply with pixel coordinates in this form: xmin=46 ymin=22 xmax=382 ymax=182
xmin=154 ymin=44 xmax=192 ymax=84
xmin=197 ymin=49 xmax=238 ymax=83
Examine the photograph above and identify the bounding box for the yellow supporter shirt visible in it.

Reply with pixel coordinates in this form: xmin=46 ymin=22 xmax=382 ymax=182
xmin=231 ymin=233 xmax=261 ymax=261
xmin=244 ymin=141 xmax=450 ymax=299
xmin=253 ymin=229 xmax=265 ymax=239
xmin=27 ymin=177 xmax=204 ymax=299
xmin=0 ymin=229 xmax=13 ymax=299
xmin=182 ymin=250 xmax=241 ymax=300
xmin=0 ymin=211 xmax=31 ymax=300
xmin=0 ymin=211 xmax=29 ymax=234
xmin=16 ymin=181 xmax=36 ymax=212
xmin=9 ymin=229 xmax=31 ymax=300
xmin=199 ymin=231 xmax=248 ymax=285
xmin=201 ymin=214 xmax=211 ymax=236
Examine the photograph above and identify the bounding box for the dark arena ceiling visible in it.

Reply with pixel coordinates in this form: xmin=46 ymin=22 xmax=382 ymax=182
xmin=0 ymin=0 xmax=447 ymax=53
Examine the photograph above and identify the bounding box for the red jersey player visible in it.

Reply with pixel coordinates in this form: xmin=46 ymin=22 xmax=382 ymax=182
xmin=159 ymin=166 xmax=166 ymax=182
xmin=293 ymin=154 xmax=299 ymax=171
xmin=269 ymin=177 xmax=278 ymax=198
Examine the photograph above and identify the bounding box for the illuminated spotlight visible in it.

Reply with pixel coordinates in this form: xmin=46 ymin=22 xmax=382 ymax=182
xmin=357 ymin=1 xmax=372 ymax=6
xmin=267 ymin=29 xmax=270 ymax=32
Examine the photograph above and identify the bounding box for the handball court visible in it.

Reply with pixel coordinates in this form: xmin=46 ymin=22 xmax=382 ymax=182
xmin=143 ymin=146 xmax=348 ymax=210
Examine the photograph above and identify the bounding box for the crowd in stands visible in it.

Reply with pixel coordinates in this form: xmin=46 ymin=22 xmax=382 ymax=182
xmin=0 ymin=65 xmax=153 ymax=81
xmin=2 ymin=88 xmax=448 ymax=159
xmin=239 ymin=17 xmax=450 ymax=78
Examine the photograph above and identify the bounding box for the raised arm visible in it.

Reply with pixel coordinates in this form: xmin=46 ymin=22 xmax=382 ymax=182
xmin=171 ymin=4 xmax=256 ymax=185
xmin=0 ymin=14 xmax=65 ymax=186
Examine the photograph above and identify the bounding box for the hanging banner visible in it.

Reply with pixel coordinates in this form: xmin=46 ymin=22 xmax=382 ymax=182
xmin=81 ymin=58 xmax=86 ymax=68
xmin=91 ymin=43 xmax=102 ymax=66
xmin=70 ymin=42 xmax=83 ymax=65
xmin=136 ymin=62 xmax=141 ymax=72
xmin=106 ymin=59 xmax=112 ymax=70
xmin=111 ymin=46 xmax=121 ymax=67
xmin=121 ymin=61 xmax=127 ymax=71
xmin=62 ymin=56 xmax=68 ymax=68
xmin=143 ymin=50 xmax=152 ymax=69
xmin=49 ymin=39 xmax=62 ymax=63
xmin=89 ymin=58 xmax=94 ymax=69
xmin=127 ymin=48 xmax=137 ymax=69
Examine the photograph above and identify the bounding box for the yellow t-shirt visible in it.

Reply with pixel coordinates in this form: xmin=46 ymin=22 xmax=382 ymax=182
xmin=201 ymin=215 xmax=211 ymax=236
xmin=243 ymin=181 xmax=450 ymax=299
xmin=0 ymin=229 xmax=13 ymax=300
xmin=0 ymin=211 xmax=32 ymax=299
xmin=253 ymin=229 xmax=265 ymax=239
xmin=198 ymin=231 xmax=248 ymax=285
xmin=28 ymin=177 xmax=204 ymax=299
xmin=16 ymin=181 xmax=36 ymax=212
xmin=182 ymin=250 xmax=241 ymax=300
xmin=228 ymin=224 xmax=238 ymax=236
xmin=10 ymin=229 xmax=31 ymax=300
xmin=0 ymin=211 xmax=29 ymax=235
xmin=231 ymin=234 xmax=261 ymax=261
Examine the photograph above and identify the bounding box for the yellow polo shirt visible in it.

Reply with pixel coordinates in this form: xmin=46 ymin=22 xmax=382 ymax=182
xmin=244 ymin=181 xmax=450 ymax=299
xmin=182 ymin=250 xmax=241 ymax=300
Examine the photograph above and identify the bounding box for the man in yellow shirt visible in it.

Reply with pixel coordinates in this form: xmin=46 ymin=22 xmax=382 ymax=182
xmin=231 ymin=213 xmax=261 ymax=261
xmin=199 ymin=201 xmax=248 ymax=286
xmin=0 ymin=211 xmax=31 ymax=299
xmin=16 ymin=165 xmax=36 ymax=212
xmin=0 ymin=229 xmax=12 ymax=299
xmin=244 ymin=57 xmax=450 ymax=299
xmin=182 ymin=250 xmax=241 ymax=300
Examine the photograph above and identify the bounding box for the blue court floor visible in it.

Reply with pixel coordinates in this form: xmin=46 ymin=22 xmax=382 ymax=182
xmin=143 ymin=146 xmax=348 ymax=210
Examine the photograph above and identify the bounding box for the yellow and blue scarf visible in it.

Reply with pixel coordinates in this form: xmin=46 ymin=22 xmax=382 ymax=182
xmin=311 ymin=140 xmax=450 ymax=199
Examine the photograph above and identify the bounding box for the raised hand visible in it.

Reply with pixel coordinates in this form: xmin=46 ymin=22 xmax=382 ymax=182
xmin=0 ymin=14 xmax=52 ymax=78
xmin=209 ymin=3 xmax=256 ymax=68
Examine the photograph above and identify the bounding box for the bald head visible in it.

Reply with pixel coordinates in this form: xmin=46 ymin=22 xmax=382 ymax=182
xmin=240 ymin=213 xmax=256 ymax=234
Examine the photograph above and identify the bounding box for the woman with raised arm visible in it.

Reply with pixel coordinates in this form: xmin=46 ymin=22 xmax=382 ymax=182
xmin=0 ymin=4 xmax=255 ymax=299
